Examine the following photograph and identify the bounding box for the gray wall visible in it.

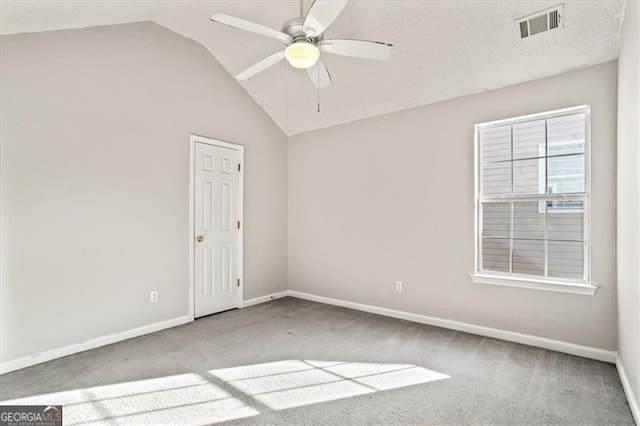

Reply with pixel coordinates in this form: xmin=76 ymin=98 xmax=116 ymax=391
xmin=288 ymin=61 xmax=618 ymax=350
xmin=0 ymin=22 xmax=288 ymax=363
xmin=617 ymin=0 xmax=640 ymax=414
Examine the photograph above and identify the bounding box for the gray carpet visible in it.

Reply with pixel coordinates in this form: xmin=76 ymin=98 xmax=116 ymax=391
xmin=0 ymin=297 xmax=635 ymax=425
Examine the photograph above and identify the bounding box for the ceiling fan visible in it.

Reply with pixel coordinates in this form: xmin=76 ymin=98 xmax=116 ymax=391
xmin=210 ymin=0 xmax=393 ymax=88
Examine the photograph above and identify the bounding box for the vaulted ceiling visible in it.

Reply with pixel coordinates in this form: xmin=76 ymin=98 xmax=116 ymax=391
xmin=1 ymin=1 xmax=625 ymax=135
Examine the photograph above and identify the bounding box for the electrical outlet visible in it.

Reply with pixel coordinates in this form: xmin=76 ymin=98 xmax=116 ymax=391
xmin=150 ymin=290 xmax=159 ymax=303
xmin=395 ymin=281 xmax=403 ymax=292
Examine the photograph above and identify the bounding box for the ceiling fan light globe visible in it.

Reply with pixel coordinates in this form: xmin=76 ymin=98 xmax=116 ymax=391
xmin=284 ymin=42 xmax=320 ymax=70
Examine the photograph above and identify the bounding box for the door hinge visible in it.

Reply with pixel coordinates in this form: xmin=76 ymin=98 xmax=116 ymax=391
xmin=237 ymin=278 xmax=240 ymax=287
xmin=237 ymin=220 xmax=241 ymax=229
xmin=238 ymin=163 xmax=241 ymax=172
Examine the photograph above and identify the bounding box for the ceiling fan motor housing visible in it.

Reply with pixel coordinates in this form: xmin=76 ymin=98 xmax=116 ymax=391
xmin=281 ymin=17 xmax=323 ymax=44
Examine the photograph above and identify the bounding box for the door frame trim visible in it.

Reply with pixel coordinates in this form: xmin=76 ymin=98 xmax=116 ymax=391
xmin=188 ymin=134 xmax=244 ymax=321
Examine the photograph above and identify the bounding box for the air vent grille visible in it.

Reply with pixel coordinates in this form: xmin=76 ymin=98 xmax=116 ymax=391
xmin=529 ymin=14 xmax=548 ymax=36
xmin=516 ymin=4 xmax=563 ymax=39
xmin=549 ymin=10 xmax=559 ymax=29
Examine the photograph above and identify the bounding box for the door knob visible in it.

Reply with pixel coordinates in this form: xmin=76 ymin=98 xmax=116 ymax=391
xmin=196 ymin=235 xmax=205 ymax=243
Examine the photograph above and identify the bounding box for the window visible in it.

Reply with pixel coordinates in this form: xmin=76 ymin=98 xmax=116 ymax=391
xmin=472 ymin=106 xmax=596 ymax=295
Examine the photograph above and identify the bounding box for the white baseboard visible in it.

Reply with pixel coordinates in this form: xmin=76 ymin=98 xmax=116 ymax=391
xmin=242 ymin=291 xmax=288 ymax=308
xmin=286 ymin=290 xmax=617 ymax=363
xmin=0 ymin=315 xmax=191 ymax=375
xmin=0 ymin=290 xmax=620 ymax=380
xmin=617 ymin=355 xmax=640 ymax=425
xmin=0 ymin=289 xmax=288 ymax=376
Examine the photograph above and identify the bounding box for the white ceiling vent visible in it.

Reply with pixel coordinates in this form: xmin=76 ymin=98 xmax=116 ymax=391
xmin=517 ymin=5 xmax=563 ymax=39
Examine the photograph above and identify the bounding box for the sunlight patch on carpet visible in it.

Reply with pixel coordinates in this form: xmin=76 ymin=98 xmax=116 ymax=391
xmin=1 ymin=373 xmax=259 ymax=425
xmin=210 ymin=360 xmax=449 ymax=410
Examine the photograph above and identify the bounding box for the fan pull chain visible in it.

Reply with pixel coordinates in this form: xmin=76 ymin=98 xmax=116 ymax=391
xmin=317 ymin=64 xmax=321 ymax=113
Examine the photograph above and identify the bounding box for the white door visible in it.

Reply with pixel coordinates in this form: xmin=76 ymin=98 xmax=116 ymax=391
xmin=194 ymin=141 xmax=242 ymax=317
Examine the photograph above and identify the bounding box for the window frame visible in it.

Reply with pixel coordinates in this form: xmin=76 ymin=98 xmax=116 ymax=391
xmin=472 ymin=105 xmax=597 ymax=296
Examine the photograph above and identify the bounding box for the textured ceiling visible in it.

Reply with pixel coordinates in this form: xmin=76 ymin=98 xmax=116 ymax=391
xmin=1 ymin=1 xmax=625 ymax=135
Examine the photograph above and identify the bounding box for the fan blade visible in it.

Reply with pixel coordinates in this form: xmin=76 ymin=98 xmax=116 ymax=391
xmin=236 ymin=51 xmax=285 ymax=81
xmin=306 ymin=60 xmax=332 ymax=88
xmin=319 ymin=39 xmax=393 ymax=60
xmin=303 ymin=0 xmax=348 ymax=38
xmin=211 ymin=13 xmax=292 ymax=44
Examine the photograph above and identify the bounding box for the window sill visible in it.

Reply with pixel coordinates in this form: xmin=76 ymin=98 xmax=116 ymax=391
xmin=470 ymin=273 xmax=598 ymax=296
